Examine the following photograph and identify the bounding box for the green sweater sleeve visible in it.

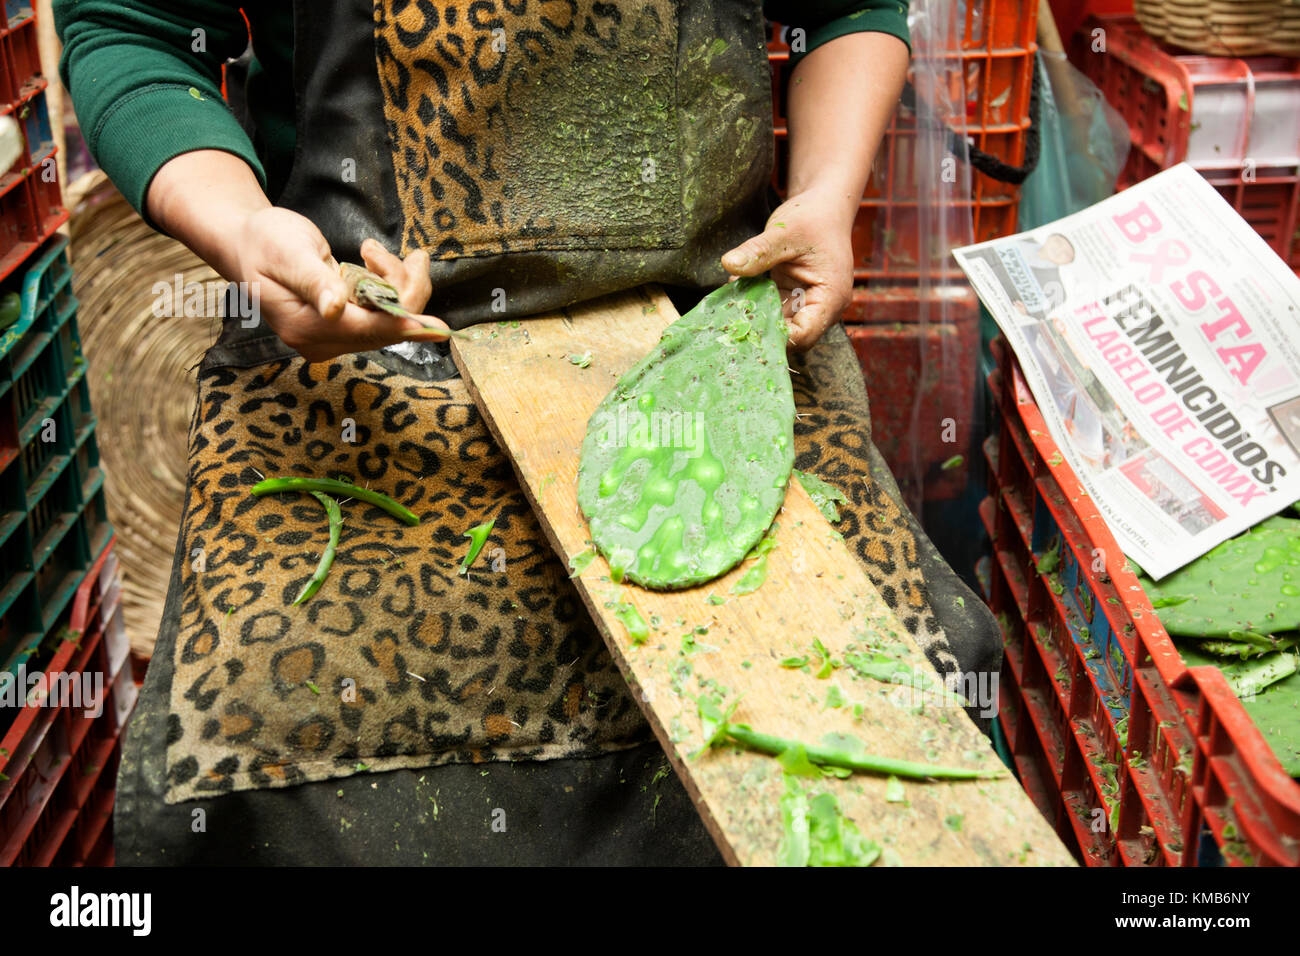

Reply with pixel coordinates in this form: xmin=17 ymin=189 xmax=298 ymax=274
xmin=53 ymin=0 xmax=266 ymax=219
xmin=764 ymin=0 xmax=910 ymax=66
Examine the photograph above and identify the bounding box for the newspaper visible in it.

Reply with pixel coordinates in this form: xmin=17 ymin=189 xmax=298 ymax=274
xmin=955 ymin=163 xmax=1300 ymax=580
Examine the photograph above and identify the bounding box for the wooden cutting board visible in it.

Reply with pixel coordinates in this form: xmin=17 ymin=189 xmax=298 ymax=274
xmin=451 ymin=285 xmax=1073 ymax=867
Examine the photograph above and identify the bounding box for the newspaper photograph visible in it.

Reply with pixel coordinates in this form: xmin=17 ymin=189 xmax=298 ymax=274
xmin=955 ymin=163 xmax=1300 ymax=580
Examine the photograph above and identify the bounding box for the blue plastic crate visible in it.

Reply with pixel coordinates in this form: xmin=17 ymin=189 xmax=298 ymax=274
xmin=0 ymin=235 xmax=110 ymax=684
xmin=16 ymin=86 xmax=50 ymax=163
xmin=3 ymin=2 xmax=32 ymax=29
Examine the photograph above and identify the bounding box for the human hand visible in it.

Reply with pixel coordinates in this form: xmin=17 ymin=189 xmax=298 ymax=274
xmin=720 ymin=187 xmax=856 ymax=351
xmin=231 ymin=209 xmax=447 ymax=362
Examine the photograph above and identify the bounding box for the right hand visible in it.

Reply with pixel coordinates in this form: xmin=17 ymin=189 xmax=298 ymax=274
xmin=231 ymin=207 xmax=450 ymax=363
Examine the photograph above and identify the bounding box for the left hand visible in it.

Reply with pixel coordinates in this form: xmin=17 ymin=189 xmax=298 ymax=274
xmin=721 ymin=187 xmax=856 ymax=351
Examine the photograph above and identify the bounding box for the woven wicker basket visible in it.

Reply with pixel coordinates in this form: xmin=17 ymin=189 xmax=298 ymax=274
xmin=67 ymin=171 xmax=217 ymax=658
xmin=1134 ymin=0 xmax=1300 ymax=57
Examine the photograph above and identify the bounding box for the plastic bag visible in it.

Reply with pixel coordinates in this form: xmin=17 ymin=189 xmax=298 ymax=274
xmin=1018 ymin=49 xmax=1130 ymax=230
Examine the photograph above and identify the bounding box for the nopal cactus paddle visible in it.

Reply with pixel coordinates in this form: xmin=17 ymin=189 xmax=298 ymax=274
xmin=1142 ymin=518 xmax=1300 ymax=637
xmin=577 ymin=277 xmax=795 ymax=589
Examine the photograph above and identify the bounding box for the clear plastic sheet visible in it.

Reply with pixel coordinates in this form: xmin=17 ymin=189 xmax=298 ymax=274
xmin=898 ymin=0 xmax=975 ymax=514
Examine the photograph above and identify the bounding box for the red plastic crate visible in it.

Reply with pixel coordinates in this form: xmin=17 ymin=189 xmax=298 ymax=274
xmin=1 ymin=81 xmax=55 ymax=180
xmin=1071 ymin=15 xmax=1300 ymax=270
xmin=0 ymin=6 xmax=37 ymax=102
xmin=843 ymin=283 xmax=979 ymax=501
xmin=0 ymin=536 xmax=131 ymax=866
xmin=769 ymin=0 xmax=1038 ymax=281
xmin=1 ymin=18 xmax=36 ymax=101
xmin=980 ymin=338 xmax=1300 ymax=866
xmin=28 ymin=145 xmax=59 ymax=222
xmin=0 ymin=0 xmax=63 ymax=284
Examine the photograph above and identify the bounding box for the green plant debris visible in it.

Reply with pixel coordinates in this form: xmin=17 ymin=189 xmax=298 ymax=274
xmin=577 ymin=277 xmax=794 ymax=589
xmin=1199 ymin=635 xmax=1297 ymax=659
xmin=779 ymin=775 xmax=881 ymax=867
xmin=294 ymin=492 xmax=342 ymax=605
xmin=613 ymin=602 xmax=649 ymax=645
xmin=799 ymin=640 xmax=829 ymax=680
xmin=940 ymin=454 xmax=964 ymax=471
xmin=669 ymin=717 xmax=689 ymax=743
xmin=944 ymin=814 xmax=964 ymax=832
xmin=706 ymin=593 xmax=725 ymax=605
xmin=251 ymin=476 xmax=419 ymax=526
xmin=793 ymin=469 xmax=848 ymax=522
xmin=305 ymin=680 xmax=321 ymax=696
xmin=0 ymin=291 xmax=20 ymax=331
xmin=780 ymin=655 xmax=809 ymax=669
xmin=731 ymin=529 xmax=777 ymax=595
xmin=844 ymin=649 xmax=968 ymax=705
xmin=568 ymin=548 xmax=597 ymax=578
xmin=459 ymin=518 xmax=496 ymax=574
xmin=777 ymin=744 xmax=823 ymax=778
xmin=825 ymin=683 xmax=846 ymax=709
xmin=691 ymin=692 xmax=740 ymax=757
xmin=1036 ymin=537 xmax=1061 ymax=574
xmin=189 ymin=86 xmax=205 ymax=100
xmin=1179 ymin=641 xmax=1299 ymax=700
xmin=669 ymin=657 xmax=694 ymax=696
xmin=884 ymin=775 xmax=906 ymax=804
xmin=695 ymin=704 xmax=1002 ymax=780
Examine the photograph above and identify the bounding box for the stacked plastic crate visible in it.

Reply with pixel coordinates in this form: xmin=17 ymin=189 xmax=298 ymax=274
xmin=0 ymin=1 xmax=129 ymax=866
xmin=980 ymin=338 xmax=1300 ymax=867
xmin=1071 ymin=15 xmax=1300 ymax=274
xmin=767 ymin=0 xmax=1038 ymax=500
xmin=968 ymin=10 xmax=1300 ymax=869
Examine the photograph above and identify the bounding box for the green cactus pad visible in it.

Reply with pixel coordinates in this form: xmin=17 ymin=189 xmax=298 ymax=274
xmin=1142 ymin=518 xmax=1300 ymax=637
xmin=577 ymin=277 xmax=795 ymax=590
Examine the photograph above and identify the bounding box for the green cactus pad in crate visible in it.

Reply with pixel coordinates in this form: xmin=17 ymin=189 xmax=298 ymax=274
xmin=577 ymin=277 xmax=794 ymax=589
xmin=1141 ymin=517 xmax=1300 ymax=637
